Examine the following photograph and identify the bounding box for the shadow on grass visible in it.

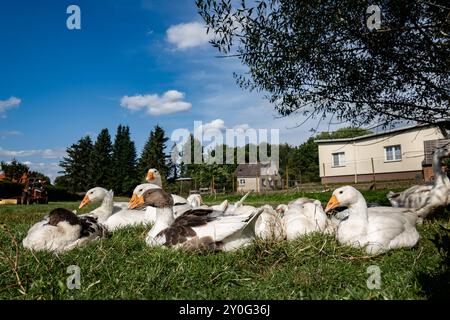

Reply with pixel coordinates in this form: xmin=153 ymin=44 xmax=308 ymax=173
xmin=416 ymin=224 xmax=450 ymax=300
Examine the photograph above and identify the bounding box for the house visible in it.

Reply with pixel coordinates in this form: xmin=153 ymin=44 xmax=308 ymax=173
xmin=316 ymin=124 xmax=446 ymax=184
xmin=235 ymin=161 xmax=281 ymax=192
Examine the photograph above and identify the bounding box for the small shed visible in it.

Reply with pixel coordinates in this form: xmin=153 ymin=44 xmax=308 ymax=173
xmin=235 ymin=161 xmax=280 ymax=193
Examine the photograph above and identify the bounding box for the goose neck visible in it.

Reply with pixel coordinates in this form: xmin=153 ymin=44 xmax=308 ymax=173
xmin=149 ymin=207 xmax=174 ymax=237
xmin=346 ymin=195 xmax=369 ymax=221
xmin=94 ymin=192 xmax=114 ymax=222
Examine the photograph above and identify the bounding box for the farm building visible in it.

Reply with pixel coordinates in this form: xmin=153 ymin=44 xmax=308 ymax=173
xmin=316 ymin=124 xmax=447 ymax=184
xmin=235 ymin=161 xmax=281 ymax=192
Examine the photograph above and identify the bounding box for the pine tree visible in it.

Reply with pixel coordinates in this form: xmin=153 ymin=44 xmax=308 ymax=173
xmin=137 ymin=125 xmax=169 ymax=181
xmin=59 ymin=136 xmax=94 ymax=192
xmin=90 ymin=128 xmax=113 ymax=189
xmin=111 ymin=125 xmax=139 ymax=195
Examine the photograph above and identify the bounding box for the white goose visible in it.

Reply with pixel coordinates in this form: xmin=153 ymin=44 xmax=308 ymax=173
xmin=387 ymin=145 xmax=450 ymax=219
xmin=275 ymin=204 xmax=289 ymax=217
xmin=129 ymin=188 xmax=264 ymax=251
xmin=80 ymin=186 xmax=160 ymax=231
xmin=325 ymin=186 xmax=420 ymax=255
xmin=222 ymin=192 xmax=252 ymax=215
xmin=186 ymin=194 xmax=203 ymax=208
xmin=79 ymin=187 xmax=128 ymax=220
xmin=254 ymin=205 xmax=284 ymax=241
xmin=282 ymin=198 xmax=330 ymax=240
xmin=23 ymin=206 xmax=108 ymax=252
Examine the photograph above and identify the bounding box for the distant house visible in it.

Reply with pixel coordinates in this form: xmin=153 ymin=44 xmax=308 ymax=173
xmin=235 ymin=161 xmax=281 ymax=192
xmin=316 ymin=124 xmax=446 ymax=184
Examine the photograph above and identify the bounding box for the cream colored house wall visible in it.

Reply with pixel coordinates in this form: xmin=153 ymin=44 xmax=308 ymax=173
xmin=237 ymin=176 xmax=280 ymax=192
xmin=237 ymin=177 xmax=258 ymax=192
xmin=318 ymin=127 xmax=444 ymax=178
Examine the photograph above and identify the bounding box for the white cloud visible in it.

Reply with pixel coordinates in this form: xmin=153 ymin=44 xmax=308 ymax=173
xmin=121 ymin=90 xmax=192 ymax=116
xmin=2 ymin=130 xmax=22 ymax=136
xmin=200 ymin=119 xmax=226 ymax=134
xmin=0 ymin=130 xmax=23 ymax=139
xmin=23 ymin=161 xmax=62 ymax=183
xmin=166 ymin=22 xmax=212 ymax=50
xmin=233 ymin=123 xmax=251 ymax=134
xmin=0 ymin=97 xmax=21 ymax=117
xmin=0 ymin=148 xmax=66 ymax=159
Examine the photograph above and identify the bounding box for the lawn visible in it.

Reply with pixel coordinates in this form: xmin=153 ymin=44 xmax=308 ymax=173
xmin=0 ymin=189 xmax=449 ymax=300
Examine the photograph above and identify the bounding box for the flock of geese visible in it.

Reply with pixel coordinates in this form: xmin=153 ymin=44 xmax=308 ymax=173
xmin=22 ymin=145 xmax=450 ymax=256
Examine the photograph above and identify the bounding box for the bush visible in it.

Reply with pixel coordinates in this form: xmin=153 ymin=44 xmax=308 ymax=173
xmin=0 ymin=181 xmax=24 ymax=199
xmin=0 ymin=181 xmax=82 ymax=202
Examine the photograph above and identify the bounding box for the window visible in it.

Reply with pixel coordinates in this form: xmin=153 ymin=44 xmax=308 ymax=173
xmin=332 ymin=152 xmax=345 ymax=167
xmin=239 ymin=179 xmax=246 ymax=186
xmin=385 ymin=145 xmax=402 ymax=161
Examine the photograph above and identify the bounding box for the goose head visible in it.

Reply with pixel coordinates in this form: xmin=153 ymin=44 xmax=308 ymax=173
xmin=128 ymin=183 xmax=161 ymax=209
xmin=146 ymin=168 xmax=162 ymax=186
xmin=325 ymin=186 xmax=362 ymax=213
xmin=433 ymin=145 xmax=450 ymax=160
xmin=128 ymin=188 xmax=173 ymax=210
xmin=79 ymin=187 xmax=108 ymax=209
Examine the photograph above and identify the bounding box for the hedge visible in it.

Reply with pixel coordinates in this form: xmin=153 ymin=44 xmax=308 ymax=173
xmin=0 ymin=181 xmax=82 ymax=202
xmin=0 ymin=181 xmax=23 ymax=199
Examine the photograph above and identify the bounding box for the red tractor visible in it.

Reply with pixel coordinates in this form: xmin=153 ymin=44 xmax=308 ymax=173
xmin=21 ymin=178 xmax=48 ymax=204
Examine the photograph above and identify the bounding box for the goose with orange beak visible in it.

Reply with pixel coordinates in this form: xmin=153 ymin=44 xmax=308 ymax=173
xmin=143 ymin=168 xmax=189 ymax=206
xmin=136 ymin=188 xmax=264 ymax=251
xmin=145 ymin=168 xmax=162 ymax=186
xmin=129 ymin=183 xmax=193 ymax=219
xmin=325 ymin=186 xmax=419 ymax=255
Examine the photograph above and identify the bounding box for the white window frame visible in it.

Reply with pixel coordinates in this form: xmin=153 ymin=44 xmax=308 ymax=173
xmin=384 ymin=145 xmax=402 ymax=162
xmin=239 ymin=179 xmax=246 ymax=186
xmin=332 ymin=152 xmax=345 ymax=167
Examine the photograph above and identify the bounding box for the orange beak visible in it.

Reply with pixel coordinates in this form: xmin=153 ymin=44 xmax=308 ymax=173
xmin=146 ymin=171 xmax=155 ymax=182
xmin=128 ymin=194 xmax=145 ymax=209
xmin=325 ymin=195 xmax=340 ymax=213
xmin=79 ymin=195 xmax=90 ymax=209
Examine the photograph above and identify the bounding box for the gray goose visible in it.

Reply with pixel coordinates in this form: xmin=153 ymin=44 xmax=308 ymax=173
xmin=23 ymin=208 xmax=107 ymax=252
xmin=387 ymin=145 xmax=450 ymax=219
xmin=131 ymin=188 xmax=264 ymax=251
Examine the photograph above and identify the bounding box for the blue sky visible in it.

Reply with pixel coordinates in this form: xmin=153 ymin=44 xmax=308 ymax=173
xmin=0 ymin=0 xmax=340 ymax=181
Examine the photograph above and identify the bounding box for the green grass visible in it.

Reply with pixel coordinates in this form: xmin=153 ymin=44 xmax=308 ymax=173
xmin=0 ymin=190 xmax=449 ymax=300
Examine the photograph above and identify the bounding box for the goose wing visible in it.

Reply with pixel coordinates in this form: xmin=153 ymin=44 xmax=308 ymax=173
xmin=366 ymin=209 xmax=419 ymax=252
xmin=154 ymin=208 xmax=262 ymax=249
xmin=387 ymin=184 xmax=432 ymax=208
